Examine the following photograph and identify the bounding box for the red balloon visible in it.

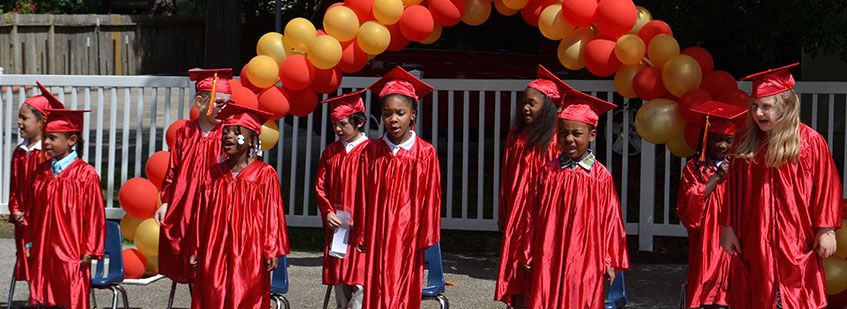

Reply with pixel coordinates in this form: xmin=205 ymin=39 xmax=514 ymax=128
xmin=230 ymin=82 xmax=260 ymax=109
xmin=399 ymin=5 xmax=435 ymax=42
xmin=312 ymin=68 xmax=344 ymax=94
xmin=429 ymin=0 xmax=464 ymax=27
xmin=716 ymin=88 xmax=751 ymax=108
xmin=682 ymin=47 xmax=714 ymax=75
xmin=386 ymin=23 xmax=410 ymax=51
xmin=700 ymin=70 xmax=737 ymax=98
xmin=632 ymin=66 xmax=666 ymax=100
xmin=584 ymin=39 xmax=621 ymax=77
xmin=316 ymin=29 xmax=327 ymax=36
xmin=678 ymin=89 xmax=712 ymax=125
xmin=279 ymin=55 xmax=315 ymax=91
xmin=561 ymin=0 xmax=597 ymax=27
xmin=122 ymin=249 xmax=147 ymax=279
xmin=258 ymin=86 xmax=291 ymax=119
xmin=189 ymin=105 xmax=199 ymax=121
xmin=344 ymin=0 xmax=375 ymax=22
xmin=166 ymin=119 xmax=187 ymax=149
xmin=145 ymin=151 xmax=170 ymax=188
xmin=288 ymin=89 xmax=320 ymax=117
xmin=338 ymin=40 xmax=369 ymax=73
xmin=119 ymin=178 xmax=159 ymax=218
xmin=238 ymin=64 xmax=265 ymax=93
xmin=328 ymin=2 xmax=344 ymax=10
xmin=521 ymin=0 xmax=555 ymax=28
xmin=684 ymin=123 xmax=702 ymax=150
xmin=594 ymin=0 xmax=637 ymax=39
xmin=638 ymin=20 xmax=673 ymax=44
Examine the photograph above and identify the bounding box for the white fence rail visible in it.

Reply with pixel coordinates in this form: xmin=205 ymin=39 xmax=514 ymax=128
xmin=1 ymin=74 xmax=846 ymax=251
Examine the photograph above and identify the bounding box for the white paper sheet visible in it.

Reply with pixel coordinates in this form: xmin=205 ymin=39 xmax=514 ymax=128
xmin=329 ymin=210 xmax=351 ymax=259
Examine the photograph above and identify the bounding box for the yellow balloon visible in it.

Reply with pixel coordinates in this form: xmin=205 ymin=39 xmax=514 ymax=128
xmin=324 ymin=5 xmax=360 ymax=42
xmin=120 ymin=214 xmax=143 ymax=241
xmin=421 ymin=23 xmax=443 ymax=45
xmin=493 ymin=0 xmax=519 ymax=16
xmin=373 ymin=0 xmax=404 ymax=25
xmin=307 ymin=35 xmax=343 ymax=70
xmin=368 ymin=54 xmax=376 ymax=61
xmin=256 ymin=32 xmax=292 ymax=65
xmin=284 ymin=17 xmax=317 ymax=52
xmin=647 ymin=34 xmax=679 ymax=70
xmin=615 ymin=34 xmax=646 ymax=66
xmin=630 ymin=6 xmax=652 ymax=34
xmin=502 ymin=0 xmax=528 ymax=10
xmin=824 ymin=256 xmax=847 ymax=295
xmin=245 ymin=55 xmax=280 ymax=89
xmin=145 ymin=254 xmax=159 ymax=274
xmin=557 ymin=27 xmax=594 ymax=70
xmin=402 ymin=0 xmax=423 ymax=5
xmin=539 ymin=4 xmax=575 ymax=40
xmin=134 ymin=218 xmax=160 ymax=256
xmin=634 ymin=98 xmax=685 ymax=144
xmin=357 ymin=21 xmax=391 ymax=55
xmin=662 ymin=55 xmax=703 ymax=98
xmin=462 ymin=0 xmax=491 ymax=26
xmin=260 ymin=120 xmax=280 ymax=151
xmin=835 ymin=221 xmax=847 ymax=258
xmin=667 ymin=135 xmax=695 ymax=158
xmin=614 ymin=64 xmax=645 ymax=98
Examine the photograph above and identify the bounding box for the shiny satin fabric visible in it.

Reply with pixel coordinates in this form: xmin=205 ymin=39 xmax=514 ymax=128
xmin=525 ymin=160 xmax=629 ymax=308
xmin=190 ymin=160 xmax=290 ymax=309
xmin=677 ymin=160 xmax=730 ymax=308
xmin=495 ymin=129 xmax=557 ymax=306
xmin=158 ymin=120 xmax=222 ymax=283
xmin=722 ymin=124 xmax=842 ymax=309
xmin=28 ymin=159 xmax=105 ymax=308
xmin=355 ymin=138 xmax=441 ymax=309
xmin=315 ymin=140 xmax=370 ymax=286
xmin=8 ymin=147 xmax=46 ymax=280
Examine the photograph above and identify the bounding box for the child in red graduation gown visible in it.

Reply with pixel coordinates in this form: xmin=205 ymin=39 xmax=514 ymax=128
xmin=353 ymin=66 xmax=442 ymax=309
xmin=9 ymin=82 xmax=61 ymax=282
xmin=29 ymin=108 xmax=105 ymax=309
xmin=524 ymin=90 xmax=628 ymax=309
xmin=155 ymin=68 xmax=232 ymax=283
xmin=677 ymin=100 xmax=747 ymax=309
xmin=315 ymin=90 xmax=370 ymax=309
xmin=496 ymin=65 xmax=569 ymax=307
xmin=189 ymin=103 xmax=289 ymax=309
xmin=720 ymin=63 xmax=842 ymax=309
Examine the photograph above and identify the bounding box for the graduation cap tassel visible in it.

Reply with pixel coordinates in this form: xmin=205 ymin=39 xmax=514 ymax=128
xmin=206 ymin=72 xmax=218 ymax=116
xmin=699 ymin=115 xmax=711 ymax=162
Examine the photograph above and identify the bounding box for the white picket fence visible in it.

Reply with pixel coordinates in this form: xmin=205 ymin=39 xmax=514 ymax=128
xmin=1 ymin=74 xmax=846 ymax=251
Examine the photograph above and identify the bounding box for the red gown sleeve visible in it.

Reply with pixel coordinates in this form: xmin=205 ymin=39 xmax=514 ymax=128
xmin=416 ymin=147 xmax=442 ymax=250
xmin=315 ymin=148 xmax=334 ymax=217
xmin=353 ymin=151 xmax=370 ymax=248
xmin=264 ymin=169 xmax=289 ymax=256
xmin=808 ymin=134 xmax=843 ymax=228
xmin=82 ymin=172 xmax=106 ymax=259
xmin=188 ymin=169 xmax=211 ymax=257
xmin=603 ymin=176 xmax=629 ymax=271
xmin=677 ymin=162 xmax=708 ymax=230
xmin=8 ymin=152 xmax=21 ymax=219
xmin=517 ymin=169 xmax=543 ymax=267
xmin=160 ymin=129 xmax=183 ymax=204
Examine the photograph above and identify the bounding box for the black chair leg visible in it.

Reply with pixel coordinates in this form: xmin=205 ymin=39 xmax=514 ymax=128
xmin=91 ymin=288 xmax=98 ymax=309
xmin=7 ymin=266 xmax=16 ymax=309
xmin=280 ymin=295 xmax=290 ymax=309
xmin=322 ymin=285 xmax=332 ymax=309
xmin=115 ymin=285 xmax=130 ymax=309
xmin=437 ymin=294 xmax=449 ymax=309
xmin=109 ymin=286 xmax=119 ymax=309
xmin=167 ymin=280 xmax=177 ymax=309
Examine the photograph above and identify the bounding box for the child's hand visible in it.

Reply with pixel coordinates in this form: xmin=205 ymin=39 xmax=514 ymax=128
xmin=716 ymin=162 xmax=729 ymax=178
xmin=266 ymin=257 xmax=279 ymax=271
xmin=605 ymin=268 xmax=616 ymax=284
xmin=356 ymin=244 xmax=366 ymax=253
xmin=154 ymin=203 xmax=169 ymax=225
xmin=326 ymin=212 xmax=342 ymax=229
xmin=81 ymin=254 xmax=93 ymax=265
xmin=815 ymin=228 xmax=837 ymax=258
xmin=11 ymin=211 xmax=24 ymax=225
xmin=189 ymin=255 xmax=198 ymax=269
xmin=720 ymin=226 xmax=742 ymax=256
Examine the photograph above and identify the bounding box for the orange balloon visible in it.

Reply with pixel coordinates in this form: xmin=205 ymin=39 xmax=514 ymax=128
xmin=421 ymin=23 xmax=443 ymax=45
xmin=373 ymin=0 xmax=404 ymax=25
xmin=119 ymin=178 xmax=160 ymax=218
xmin=662 ymin=55 xmax=703 ymax=98
xmin=145 ymin=254 xmax=159 ymax=274
xmin=494 ymin=0 xmax=520 ymax=16
xmin=307 ymin=35 xmax=343 ymax=70
xmin=614 ymin=64 xmax=645 ymax=98
xmin=256 ymin=32 xmax=291 ymax=65
xmin=165 ymin=120 xmax=187 ymax=149
xmin=647 ymin=34 xmax=679 ymax=69
xmin=614 ymin=34 xmax=645 ymax=66
xmin=145 ymin=151 xmax=170 ymax=188
xmin=245 ymin=55 xmax=280 ymax=89
xmin=323 ymin=5 xmax=360 ymax=42
xmin=629 ymin=6 xmax=651 ymax=34
xmin=122 ymin=249 xmax=147 ymax=279
xmin=462 ymin=0 xmax=491 ymax=26
xmin=120 ymin=214 xmax=143 ymax=241
xmin=134 ymin=218 xmax=160 ymax=256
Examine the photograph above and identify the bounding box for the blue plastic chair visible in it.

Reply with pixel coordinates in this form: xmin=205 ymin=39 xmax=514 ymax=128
xmin=270 ymin=256 xmax=290 ymax=309
xmin=90 ymin=221 xmax=130 ymax=309
xmin=423 ymin=243 xmax=449 ymax=309
xmin=604 ymin=272 xmax=626 ymax=309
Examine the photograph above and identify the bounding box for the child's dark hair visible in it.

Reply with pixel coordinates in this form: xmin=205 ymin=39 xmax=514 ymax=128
xmin=381 ymin=94 xmax=417 ymax=111
xmin=63 ymin=132 xmax=84 ymax=157
xmin=28 ymin=105 xmax=45 ymax=121
xmin=348 ymin=112 xmax=367 ymax=132
xmin=512 ymin=94 xmax=557 ymax=152
xmin=234 ymin=126 xmax=262 ymax=158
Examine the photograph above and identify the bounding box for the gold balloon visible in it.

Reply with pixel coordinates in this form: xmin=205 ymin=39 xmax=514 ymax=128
xmin=357 ymin=21 xmax=391 ymax=55
xmin=421 ymin=23 xmax=443 ymax=45
xmin=374 ymin=0 xmax=404 ymax=25
xmin=667 ymin=135 xmax=695 ymax=158
xmin=260 ymin=120 xmax=280 ymax=152
xmin=824 ymin=256 xmax=847 ymax=295
xmin=308 ymin=35 xmax=343 ymax=69
xmin=324 ymin=5 xmax=360 ymax=42
xmin=134 ymin=218 xmax=160 ymax=256
xmin=284 ymin=17 xmax=317 ymax=52
xmin=629 ymin=6 xmax=652 ymax=34
xmin=120 ymin=214 xmax=143 ymax=241
xmin=614 ymin=64 xmax=645 ymax=98
xmin=615 ymin=34 xmax=646 ymax=66
xmin=634 ymin=98 xmax=685 ymax=144
xmin=245 ymin=55 xmax=281 ymax=89
xmin=557 ymin=27 xmax=594 ymax=70
xmin=256 ymin=32 xmax=292 ymax=65
xmin=145 ymin=254 xmax=159 ymax=274
xmin=494 ymin=0 xmax=519 ymax=16
xmin=835 ymin=221 xmax=847 ymax=258
xmin=462 ymin=0 xmax=492 ymax=26
xmin=662 ymin=55 xmax=703 ymax=98
xmin=502 ymin=0 xmax=528 ymax=10
xmin=539 ymin=4 xmax=575 ymax=40
xmin=647 ymin=34 xmax=679 ymax=70
xmin=402 ymin=0 xmax=423 ymax=5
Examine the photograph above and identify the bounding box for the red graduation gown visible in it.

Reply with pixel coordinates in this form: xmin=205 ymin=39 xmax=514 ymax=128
xmin=355 ymin=137 xmax=441 ymax=309
xmin=191 ymin=160 xmax=290 ymax=309
xmin=8 ymin=144 xmax=46 ymax=280
xmin=495 ymin=129 xmax=556 ymax=305
xmin=158 ymin=120 xmax=222 ymax=283
xmin=28 ymin=159 xmax=105 ymax=309
xmin=676 ymin=159 xmax=730 ymax=308
xmin=315 ymin=138 xmax=370 ymax=286
xmin=525 ymin=160 xmax=629 ymax=309
xmin=721 ymin=124 xmax=842 ymax=309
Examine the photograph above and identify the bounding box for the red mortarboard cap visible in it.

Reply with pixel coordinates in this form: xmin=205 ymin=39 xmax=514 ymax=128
xmin=741 ymin=63 xmax=799 ymax=99
xmin=528 ymin=65 xmax=573 ymax=107
xmin=322 ymin=89 xmax=366 ymax=123
xmin=24 ymin=81 xmax=65 ymax=116
xmin=189 ymin=68 xmax=233 ymax=94
xmin=558 ymin=90 xmax=617 ymax=127
xmin=215 ymin=103 xmax=273 ymax=134
xmin=44 ymin=109 xmax=89 ymax=133
xmin=691 ymin=100 xmax=748 ymax=136
xmin=368 ymin=66 xmax=434 ymax=100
